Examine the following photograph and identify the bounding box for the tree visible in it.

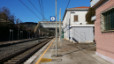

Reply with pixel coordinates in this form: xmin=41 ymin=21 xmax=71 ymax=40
xmin=2 ymin=7 xmax=10 ymax=17
xmin=9 ymin=15 xmax=15 ymax=24
xmin=86 ymin=7 xmax=95 ymax=24
xmin=0 ymin=7 xmax=15 ymax=24
xmin=0 ymin=12 xmax=8 ymax=21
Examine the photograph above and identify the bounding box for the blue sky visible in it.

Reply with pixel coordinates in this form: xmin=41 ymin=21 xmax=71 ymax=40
xmin=0 ymin=0 xmax=90 ymax=23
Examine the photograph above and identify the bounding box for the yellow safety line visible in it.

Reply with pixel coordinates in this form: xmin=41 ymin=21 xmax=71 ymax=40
xmin=40 ymin=58 xmax=52 ymax=62
xmin=35 ymin=39 xmax=54 ymax=64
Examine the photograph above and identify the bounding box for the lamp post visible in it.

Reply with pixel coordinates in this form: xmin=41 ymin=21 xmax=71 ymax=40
xmin=9 ymin=29 xmax=13 ymax=41
xmin=20 ymin=31 xmax=23 ymax=39
xmin=18 ymin=29 xmax=19 ymax=40
xmin=12 ymin=30 xmax=13 ymax=41
xmin=39 ymin=29 xmax=40 ymax=39
xmin=55 ymin=0 xmax=58 ymax=56
xmin=59 ymin=8 xmax=61 ymax=42
xmin=28 ymin=32 xmax=30 ymax=39
xmin=9 ymin=29 xmax=11 ymax=41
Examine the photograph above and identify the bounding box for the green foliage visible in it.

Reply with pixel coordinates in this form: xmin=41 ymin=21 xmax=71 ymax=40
xmin=86 ymin=7 xmax=95 ymax=24
xmin=0 ymin=12 xmax=8 ymax=20
xmin=0 ymin=7 xmax=15 ymax=24
xmin=0 ymin=7 xmax=35 ymax=41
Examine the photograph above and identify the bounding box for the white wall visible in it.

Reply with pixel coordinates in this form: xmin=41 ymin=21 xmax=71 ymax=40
xmin=70 ymin=11 xmax=87 ymax=26
xmin=63 ymin=10 xmax=88 ymax=28
xmin=63 ymin=10 xmax=88 ymax=40
xmin=63 ymin=11 xmax=70 ymax=29
xmin=70 ymin=26 xmax=94 ymax=43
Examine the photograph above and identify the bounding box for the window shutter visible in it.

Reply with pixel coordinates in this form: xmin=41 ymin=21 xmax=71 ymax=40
xmin=74 ymin=15 xmax=78 ymax=21
xmin=100 ymin=14 xmax=105 ymax=32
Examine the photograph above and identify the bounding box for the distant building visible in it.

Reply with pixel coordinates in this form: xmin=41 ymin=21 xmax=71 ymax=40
xmin=63 ymin=6 xmax=94 ymax=43
xmin=91 ymin=0 xmax=114 ymax=63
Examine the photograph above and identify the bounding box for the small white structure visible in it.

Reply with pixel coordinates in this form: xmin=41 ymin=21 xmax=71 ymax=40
xmin=63 ymin=7 xmax=94 ymax=43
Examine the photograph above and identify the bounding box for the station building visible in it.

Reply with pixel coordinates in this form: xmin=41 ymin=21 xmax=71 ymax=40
xmin=91 ymin=0 xmax=114 ymax=63
xmin=63 ymin=6 xmax=94 ymax=43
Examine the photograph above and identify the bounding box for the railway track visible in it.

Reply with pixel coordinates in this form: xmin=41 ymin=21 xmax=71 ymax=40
xmin=0 ymin=38 xmax=52 ymax=64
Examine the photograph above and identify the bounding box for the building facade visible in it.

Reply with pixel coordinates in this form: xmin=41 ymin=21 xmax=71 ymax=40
xmin=91 ymin=0 xmax=114 ymax=63
xmin=63 ymin=7 xmax=94 ymax=43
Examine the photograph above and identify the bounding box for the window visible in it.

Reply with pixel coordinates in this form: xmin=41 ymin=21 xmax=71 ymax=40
xmin=71 ymin=11 xmax=75 ymax=13
xmin=102 ymin=8 xmax=114 ymax=31
xmin=74 ymin=15 xmax=78 ymax=22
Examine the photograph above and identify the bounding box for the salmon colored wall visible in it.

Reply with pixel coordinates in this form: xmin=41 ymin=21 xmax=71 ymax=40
xmin=95 ymin=0 xmax=114 ymax=59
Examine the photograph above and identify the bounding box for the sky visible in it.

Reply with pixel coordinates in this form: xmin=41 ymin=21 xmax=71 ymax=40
xmin=0 ymin=0 xmax=90 ymax=23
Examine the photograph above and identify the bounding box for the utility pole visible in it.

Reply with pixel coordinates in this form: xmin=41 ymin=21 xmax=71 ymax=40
xmin=59 ymin=8 xmax=61 ymax=42
xmin=39 ymin=29 xmax=40 ymax=38
xmin=12 ymin=30 xmax=13 ymax=41
xmin=55 ymin=0 xmax=58 ymax=56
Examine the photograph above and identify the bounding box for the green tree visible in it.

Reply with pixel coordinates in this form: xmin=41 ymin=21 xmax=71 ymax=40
xmin=0 ymin=12 xmax=8 ymax=21
xmin=86 ymin=7 xmax=95 ymax=24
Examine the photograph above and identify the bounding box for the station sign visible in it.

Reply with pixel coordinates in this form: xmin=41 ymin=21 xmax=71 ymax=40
xmin=50 ymin=16 xmax=56 ymax=21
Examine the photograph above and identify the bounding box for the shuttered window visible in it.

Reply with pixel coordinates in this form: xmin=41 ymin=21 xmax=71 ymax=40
xmin=74 ymin=15 xmax=78 ymax=22
xmin=102 ymin=8 xmax=114 ymax=31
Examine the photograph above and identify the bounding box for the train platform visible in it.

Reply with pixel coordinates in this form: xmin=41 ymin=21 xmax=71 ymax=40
xmin=24 ymin=39 xmax=113 ymax=64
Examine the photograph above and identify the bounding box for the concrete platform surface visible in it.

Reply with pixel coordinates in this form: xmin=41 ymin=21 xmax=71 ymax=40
xmin=34 ymin=39 xmax=113 ymax=64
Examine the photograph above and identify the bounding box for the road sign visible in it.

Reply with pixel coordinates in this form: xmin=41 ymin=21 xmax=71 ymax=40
xmin=50 ymin=16 xmax=56 ymax=21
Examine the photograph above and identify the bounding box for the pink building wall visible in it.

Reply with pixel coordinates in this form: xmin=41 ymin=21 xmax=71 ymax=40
xmin=95 ymin=0 xmax=114 ymax=60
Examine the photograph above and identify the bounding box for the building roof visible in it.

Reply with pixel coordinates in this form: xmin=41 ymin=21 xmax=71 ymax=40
xmin=63 ymin=6 xmax=89 ymax=21
xmin=67 ymin=6 xmax=89 ymax=11
xmin=70 ymin=6 xmax=90 ymax=9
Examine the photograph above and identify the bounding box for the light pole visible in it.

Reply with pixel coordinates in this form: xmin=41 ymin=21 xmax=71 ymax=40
xmin=20 ymin=31 xmax=23 ymax=39
xmin=55 ymin=0 xmax=58 ymax=56
xmin=9 ymin=29 xmax=11 ymax=41
xmin=59 ymin=8 xmax=61 ymax=42
xmin=12 ymin=30 xmax=13 ymax=41
xmin=9 ymin=29 xmax=13 ymax=41
xmin=39 ymin=29 xmax=40 ymax=39
xmin=69 ymin=12 xmax=71 ymax=41
xmin=18 ymin=29 xmax=19 ymax=40
xmin=28 ymin=32 xmax=30 ymax=39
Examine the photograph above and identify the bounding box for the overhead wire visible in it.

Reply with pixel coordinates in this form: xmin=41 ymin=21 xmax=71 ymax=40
xmin=62 ymin=0 xmax=71 ymax=21
xmin=38 ymin=0 xmax=45 ymax=21
xmin=65 ymin=0 xmax=71 ymax=9
xmin=41 ymin=0 xmax=46 ymax=21
xmin=18 ymin=0 xmax=41 ymax=20
xmin=38 ymin=0 xmax=43 ymax=20
xmin=27 ymin=0 xmax=43 ymax=19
